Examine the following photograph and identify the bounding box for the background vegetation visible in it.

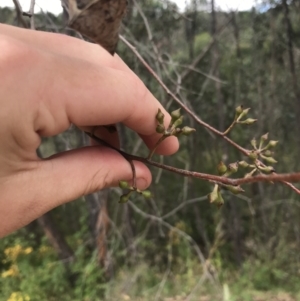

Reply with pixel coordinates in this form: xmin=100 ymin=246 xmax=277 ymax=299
xmin=1 ymin=0 xmax=300 ymax=300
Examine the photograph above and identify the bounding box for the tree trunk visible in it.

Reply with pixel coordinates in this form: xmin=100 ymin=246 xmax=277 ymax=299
xmin=37 ymin=213 xmax=74 ymax=261
xmin=282 ymin=0 xmax=300 ymax=150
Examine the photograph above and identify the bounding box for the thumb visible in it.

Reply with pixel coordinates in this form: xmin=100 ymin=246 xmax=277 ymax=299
xmin=0 ymin=146 xmax=151 ymax=237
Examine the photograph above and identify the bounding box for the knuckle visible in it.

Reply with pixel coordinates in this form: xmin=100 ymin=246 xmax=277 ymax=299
xmin=83 ymin=164 xmax=114 ymax=195
xmin=0 ymin=35 xmax=39 ymax=70
xmin=131 ymin=74 xmax=148 ymax=101
xmin=124 ymin=74 xmax=149 ymax=124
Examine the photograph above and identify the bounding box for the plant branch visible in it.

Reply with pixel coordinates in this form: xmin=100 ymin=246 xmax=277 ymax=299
xmin=119 ymin=35 xmax=300 ymax=194
xmin=28 ymin=0 xmax=36 ymax=30
xmin=86 ymin=132 xmax=300 ymax=193
xmin=12 ymin=0 xmax=28 ymax=28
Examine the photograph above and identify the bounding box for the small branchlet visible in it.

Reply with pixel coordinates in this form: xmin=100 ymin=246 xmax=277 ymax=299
xmin=239 ymin=161 xmax=250 ymax=168
xmin=213 ymin=161 xmax=244 ymax=206
xmin=118 ymin=106 xmax=282 ymax=207
xmin=223 ymin=105 xmax=257 ymax=135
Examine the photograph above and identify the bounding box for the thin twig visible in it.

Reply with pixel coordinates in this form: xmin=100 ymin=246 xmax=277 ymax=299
xmin=128 ymin=160 xmax=137 ymax=189
xmin=12 ymin=0 xmax=28 ymax=28
xmin=147 ymin=135 xmax=167 ymax=159
xmin=179 ymin=17 xmax=233 ymax=82
xmin=29 ymin=0 xmax=36 ymax=30
xmin=161 ymin=196 xmax=207 ymax=219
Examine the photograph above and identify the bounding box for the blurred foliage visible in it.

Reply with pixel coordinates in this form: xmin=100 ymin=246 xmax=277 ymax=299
xmin=1 ymin=0 xmax=300 ymax=300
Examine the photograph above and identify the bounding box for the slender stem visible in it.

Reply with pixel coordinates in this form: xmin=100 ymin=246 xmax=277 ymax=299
xmin=223 ymin=120 xmax=237 ymax=136
xmin=128 ymin=160 xmax=137 ymax=189
xmin=147 ymin=135 xmax=168 ymax=160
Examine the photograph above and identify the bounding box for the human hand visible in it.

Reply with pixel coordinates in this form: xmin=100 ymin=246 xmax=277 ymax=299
xmin=0 ymin=24 xmax=179 ymax=237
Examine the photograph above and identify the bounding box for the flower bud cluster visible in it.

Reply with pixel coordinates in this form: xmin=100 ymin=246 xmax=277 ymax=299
xmin=235 ymin=106 xmax=257 ymax=125
xmin=155 ymin=108 xmax=196 ymax=137
xmin=236 ymin=132 xmax=279 ymax=180
xmin=118 ymin=181 xmax=152 ymax=203
xmin=212 ymin=161 xmax=244 ymax=208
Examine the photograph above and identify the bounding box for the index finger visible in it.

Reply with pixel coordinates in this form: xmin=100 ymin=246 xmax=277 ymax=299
xmin=37 ymin=45 xmax=179 ymax=155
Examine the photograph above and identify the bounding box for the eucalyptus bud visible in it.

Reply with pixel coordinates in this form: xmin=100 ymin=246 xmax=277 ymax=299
xmin=259 ymin=133 xmax=269 ymax=149
xmin=172 ymin=116 xmax=183 ymax=128
xmin=119 ymin=192 xmax=132 ymax=203
xmin=248 ymin=151 xmax=258 ymax=161
xmin=181 ymin=126 xmax=196 ymax=136
xmin=260 ymin=155 xmax=277 ymax=164
xmin=238 ymin=118 xmax=257 ymax=125
xmin=119 ymin=181 xmax=129 ymax=189
xmin=261 ymin=133 xmax=269 ymax=141
xmin=266 ymin=140 xmax=279 ymax=149
xmin=156 ymin=124 xmax=165 ymax=134
xmin=228 ymin=162 xmax=239 ymax=173
xmin=215 ymin=191 xmax=224 ymax=208
xmin=235 ymin=105 xmax=243 ymax=115
xmin=263 ymin=150 xmax=273 ymax=157
xmin=251 ymin=138 xmax=257 ymax=149
xmin=208 ymin=184 xmax=219 ymax=204
xmin=141 ymin=190 xmax=152 ymax=199
xmin=238 ymin=108 xmax=250 ymax=120
xmin=258 ymin=166 xmax=275 ymax=174
xmin=239 ymin=161 xmax=249 ymax=168
xmin=156 ymin=109 xmax=165 ymax=125
xmin=217 ymin=161 xmax=227 ymax=175
xmin=170 ymin=108 xmax=181 ymax=123
xmin=225 ymin=185 xmax=245 ymax=194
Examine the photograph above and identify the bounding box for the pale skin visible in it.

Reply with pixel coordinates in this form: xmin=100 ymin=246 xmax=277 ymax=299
xmin=0 ymin=24 xmax=179 ymax=238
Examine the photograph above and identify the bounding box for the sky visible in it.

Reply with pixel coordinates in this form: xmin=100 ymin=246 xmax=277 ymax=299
xmin=1 ymin=0 xmax=258 ymax=14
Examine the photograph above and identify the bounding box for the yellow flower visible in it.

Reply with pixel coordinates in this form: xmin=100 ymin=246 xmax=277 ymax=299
xmin=3 ymin=245 xmax=33 ymax=263
xmin=6 ymin=292 xmax=30 ymax=301
xmin=4 ymin=245 xmax=23 ymax=261
xmin=1 ymin=264 xmax=19 ymax=278
xmin=23 ymin=247 xmax=33 ymax=255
